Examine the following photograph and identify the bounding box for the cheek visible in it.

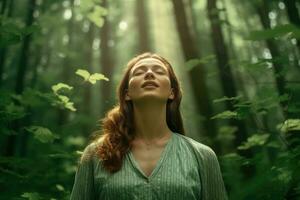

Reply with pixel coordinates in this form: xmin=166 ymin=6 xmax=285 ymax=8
xmin=161 ymin=78 xmax=172 ymax=89
xmin=128 ymin=78 xmax=140 ymax=91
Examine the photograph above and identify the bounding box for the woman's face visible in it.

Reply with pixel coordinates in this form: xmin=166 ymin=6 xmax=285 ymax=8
xmin=125 ymin=57 xmax=174 ymax=103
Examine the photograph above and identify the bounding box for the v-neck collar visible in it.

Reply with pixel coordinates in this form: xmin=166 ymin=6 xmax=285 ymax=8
xmin=128 ymin=133 xmax=175 ymax=180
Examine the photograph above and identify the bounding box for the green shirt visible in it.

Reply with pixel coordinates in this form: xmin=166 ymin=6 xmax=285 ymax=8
xmin=70 ymin=132 xmax=228 ymax=200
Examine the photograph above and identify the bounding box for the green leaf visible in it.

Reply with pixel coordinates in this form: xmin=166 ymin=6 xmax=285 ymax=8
xmin=26 ymin=126 xmax=59 ymax=143
xmin=185 ymin=55 xmax=215 ymax=71
xmin=66 ymin=136 xmax=85 ymax=146
xmin=222 ymin=153 xmax=245 ymax=161
xmin=273 ymin=167 xmax=293 ymax=184
xmin=5 ymin=102 xmax=26 ymax=120
xmin=65 ymin=102 xmax=76 ymax=111
xmin=51 ymin=83 xmax=76 ymax=111
xmin=75 ymin=69 xmax=90 ymax=81
xmin=88 ymin=73 xmax=109 ymax=84
xmin=51 ymin=83 xmax=73 ymax=95
xmin=56 ymin=95 xmax=76 ymax=111
xmin=246 ymin=24 xmax=300 ymax=41
xmin=56 ymin=184 xmax=65 ymax=191
xmin=185 ymin=59 xmax=201 ymax=71
xmin=87 ymin=13 xmax=104 ymax=27
xmin=237 ymin=134 xmax=270 ymax=150
xmin=58 ymin=95 xmax=70 ymax=103
xmin=234 ymin=102 xmax=252 ymax=119
xmin=217 ymin=126 xmax=237 ymax=141
xmin=211 ymin=111 xmax=238 ymax=119
xmin=21 ymin=192 xmax=41 ymax=200
xmin=277 ymin=119 xmax=300 ymax=133
xmin=76 ymin=69 xmax=109 ymax=84
xmin=213 ymin=95 xmax=242 ymax=103
xmin=221 ymin=153 xmax=248 ymax=167
xmin=87 ymin=6 xmax=108 ymax=27
xmin=79 ymin=0 xmax=93 ymax=12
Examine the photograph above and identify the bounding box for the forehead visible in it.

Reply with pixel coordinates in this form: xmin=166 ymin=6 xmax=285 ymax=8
xmin=131 ymin=57 xmax=168 ymax=72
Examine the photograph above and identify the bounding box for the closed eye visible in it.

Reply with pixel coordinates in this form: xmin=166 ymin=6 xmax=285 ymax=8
xmin=156 ymin=70 xmax=165 ymax=74
xmin=133 ymin=71 xmax=144 ymax=76
xmin=132 ymin=65 xmax=167 ymax=76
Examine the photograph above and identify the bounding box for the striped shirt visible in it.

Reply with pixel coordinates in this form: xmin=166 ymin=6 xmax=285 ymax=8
xmin=70 ymin=132 xmax=228 ymax=200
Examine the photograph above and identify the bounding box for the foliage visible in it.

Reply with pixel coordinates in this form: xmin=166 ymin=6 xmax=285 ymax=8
xmin=75 ymin=69 xmax=109 ymax=84
xmin=278 ymin=119 xmax=300 ymax=133
xmin=237 ymin=133 xmax=269 ymax=150
xmin=247 ymin=24 xmax=300 ymax=41
xmin=0 ymin=16 xmax=41 ymax=47
xmin=211 ymin=110 xmax=238 ymax=119
xmin=76 ymin=0 xmax=108 ymax=27
xmin=185 ymin=55 xmax=216 ymax=71
xmin=21 ymin=192 xmax=41 ymax=200
xmin=26 ymin=126 xmax=59 ymax=143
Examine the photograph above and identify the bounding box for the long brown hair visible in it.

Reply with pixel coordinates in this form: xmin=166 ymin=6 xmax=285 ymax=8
xmin=94 ymin=52 xmax=185 ymax=173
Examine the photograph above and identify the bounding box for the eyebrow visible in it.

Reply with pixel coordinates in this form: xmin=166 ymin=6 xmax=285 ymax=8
xmin=132 ymin=65 xmax=167 ymax=74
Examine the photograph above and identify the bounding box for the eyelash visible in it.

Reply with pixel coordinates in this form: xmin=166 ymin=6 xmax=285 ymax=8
xmin=134 ymin=71 xmax=165 ymax=76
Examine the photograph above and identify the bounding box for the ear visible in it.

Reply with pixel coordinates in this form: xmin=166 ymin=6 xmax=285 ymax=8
xmin=168 ymin=88 xmax=175 ymax=100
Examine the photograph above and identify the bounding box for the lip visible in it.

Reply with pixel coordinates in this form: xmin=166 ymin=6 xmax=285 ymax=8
xmin=141 ymin=81 xmax=159 ymax=88
xmin=143 ymin=85 xmax=157 ymax=88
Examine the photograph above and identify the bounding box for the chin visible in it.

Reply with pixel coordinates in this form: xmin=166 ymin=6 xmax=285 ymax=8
xmin=134 ymin=96 xmax=168 ymax=102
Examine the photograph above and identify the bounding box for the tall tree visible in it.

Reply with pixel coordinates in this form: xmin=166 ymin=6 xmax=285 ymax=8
xmin=0 ymin=0 xmax=14 ymax=86
xmin=4 ymin=0 xmax=37 ymax=156
xmin=207 ymin=0 xmax=249 ymax=149
xmin=81 ymin=23 xmax=95 ymax=135
xmin=283 ymin=0 xmax=300 ymax=51
xmin=99 ymin=0 xmax=115 ymax=117
xmin=136 ymin=0 xmax=151 ymax=53
xmin=255 ymin=2 xmax=300 ymax=198
xmin=171 ymin=0 xmax=219 ymax=152
xmin=254 ymin=1 xmax=290 ymax=117
xmin=15 ymin=0 xmax=36 ymax=94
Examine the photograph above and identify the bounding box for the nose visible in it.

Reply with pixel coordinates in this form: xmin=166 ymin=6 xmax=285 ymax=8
xmin=144 ymin=69 xmax=155 ymax=79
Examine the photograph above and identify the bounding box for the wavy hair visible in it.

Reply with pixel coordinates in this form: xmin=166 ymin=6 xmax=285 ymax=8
xmin=94 ymin=52 xmax=185 ymax=173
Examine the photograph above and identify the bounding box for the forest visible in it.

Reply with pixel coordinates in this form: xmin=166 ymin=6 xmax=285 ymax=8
xmin=0 ymin=0 xmax=300 ymax=199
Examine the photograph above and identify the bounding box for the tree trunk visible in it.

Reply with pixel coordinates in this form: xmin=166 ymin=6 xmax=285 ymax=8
xmin=4 ymin=0 xmax=36 ymax=157
xmin=207 ymin=0 xmax=249 ymax=149
xmin=15 ymin=0 xmax=35 ymax=94
xmin=0 ymin=0 xmax=7 ymax=85
xmin=0 ymin=0 xmax=14 ymax=86
xmin=136 ymin=0 xmax=151 ymax=53
xmin=99 ymin=0 xmax=115 ymax=117
xmin=283 ymin=0 xmax=300 ymax=51
xmin=0 ymin=0 xmax=7 ymax=12
xmin=171 ymin=0 xmax=219 ymax=152
xmin=81 ymin=23 xmax=95 ymax=135
xmin=255 ymin=2 xmax=290 ymax=117
xmin=256 ymin=0 xmax=299 ymax=197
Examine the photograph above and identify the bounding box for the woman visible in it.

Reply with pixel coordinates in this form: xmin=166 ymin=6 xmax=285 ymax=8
xmin=70 ymin=52 xmax=228 ymax=200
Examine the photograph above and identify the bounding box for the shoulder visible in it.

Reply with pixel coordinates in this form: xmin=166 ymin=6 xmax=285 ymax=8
xmin=175 ymin=133 xmax=218 ymax=161
xmin=80 ymin=136 xmax=105 ymax=163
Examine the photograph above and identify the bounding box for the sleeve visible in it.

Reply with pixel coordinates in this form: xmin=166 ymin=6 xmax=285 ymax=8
xmin=70 ymin=144 xmax=96 ymax=200
xmin=201 ymin=146 xmax=228 ymax=200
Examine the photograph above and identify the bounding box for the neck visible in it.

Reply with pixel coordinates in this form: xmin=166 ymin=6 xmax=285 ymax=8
xmin=132 ymin=100 xmax=172 ymax=142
